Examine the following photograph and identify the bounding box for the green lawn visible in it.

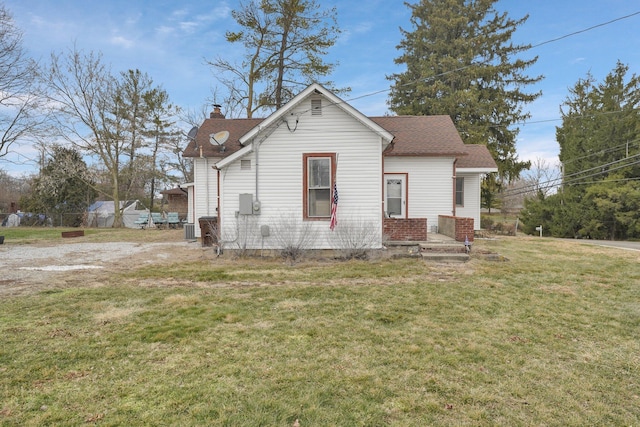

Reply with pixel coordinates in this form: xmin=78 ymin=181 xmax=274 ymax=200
xmin=1 ymin=236 xmax=639 ymax=425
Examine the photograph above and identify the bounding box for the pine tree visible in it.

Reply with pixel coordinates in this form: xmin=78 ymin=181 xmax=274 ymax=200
xmin=388 ymin=0 xmax=541 ymax=183
xmin=557 ymin=61 xmax=640 ymax=182
xmin=553 ymin=62 xmax=640 ymax=239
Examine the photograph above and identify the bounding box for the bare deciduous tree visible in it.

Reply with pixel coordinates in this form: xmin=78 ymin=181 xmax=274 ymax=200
xmin=0 ymin=5 xmax=44 ymax=161
xmin=40 ymin=48 xmax=130 ymax=225
xmin=501 ymin=157 xmax=561 ymax=213
xmin=207 ymin=0 xmax=343 ymax=118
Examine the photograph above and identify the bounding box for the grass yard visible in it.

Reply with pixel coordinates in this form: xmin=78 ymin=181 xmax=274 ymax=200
xmin=1 ymin=235 xmax=639 ymax=425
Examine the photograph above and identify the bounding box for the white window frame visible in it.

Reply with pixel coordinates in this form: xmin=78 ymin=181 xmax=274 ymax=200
xmin=384 ymin=173 xmax=407 ymax=218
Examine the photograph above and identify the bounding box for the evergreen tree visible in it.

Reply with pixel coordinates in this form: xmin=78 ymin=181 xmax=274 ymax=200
xmin=142 ymin=87 xmax=181 ymax=212
xmin=557 ymin=62 xmax=640 ymax=183
xmin=521 ymin=62 xmax=640 ymax=239
xmin=20 ymin=146 xmax=96 ymax=226
xmin=388 ymin=0 xmax=541 ymax=183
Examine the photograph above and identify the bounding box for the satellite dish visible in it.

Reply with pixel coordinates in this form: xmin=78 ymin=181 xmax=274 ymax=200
xmin=210 ymin=130 xmax=229 ymax=145
xmin=187 ymin=126 xmax=198 ymax=140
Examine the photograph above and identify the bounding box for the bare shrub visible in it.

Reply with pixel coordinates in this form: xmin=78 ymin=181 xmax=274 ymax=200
xmin=272 ymin=214 xmax=318 ymax=262
xmin=330 ymin=218 xmax=380 ymax=260
xmin=219 ymin=214 xmax=261 ymax=257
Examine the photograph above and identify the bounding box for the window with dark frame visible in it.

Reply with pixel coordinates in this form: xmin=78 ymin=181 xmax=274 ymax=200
xmin=303 ymin=153 xmax=335 ymax=219
xmin=456 ymin=177 xmax=464 ymax=206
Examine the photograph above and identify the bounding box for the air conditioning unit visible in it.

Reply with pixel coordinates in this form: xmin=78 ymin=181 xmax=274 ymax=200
xmin=184 ymin=223 xmax=195 ymax=240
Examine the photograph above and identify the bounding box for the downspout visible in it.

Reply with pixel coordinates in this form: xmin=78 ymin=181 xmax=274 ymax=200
xmin=216 ymin=167 xmax=221 ymax=221
xmin=204 ymin=158 xmax=210 ymax=216
xmin=452 ymin=159 xmax=458 ymax=217
xmin=381 ymin=138 xmax=386 ymax=241
xmin=254 ymin=140 xmax=260 ymax=202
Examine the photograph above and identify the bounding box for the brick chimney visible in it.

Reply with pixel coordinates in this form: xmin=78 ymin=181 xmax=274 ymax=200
xmin=210 ymin=104 xmax=225 ymax=119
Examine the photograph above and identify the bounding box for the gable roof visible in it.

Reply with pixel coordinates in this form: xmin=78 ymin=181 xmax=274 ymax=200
xmin=240 ymin=83 xmax=394 ymax=146
xmin=457 ymin=144 xmax=498 ymax=171
xmin=182 ymin=86 xmax=497 ymax=170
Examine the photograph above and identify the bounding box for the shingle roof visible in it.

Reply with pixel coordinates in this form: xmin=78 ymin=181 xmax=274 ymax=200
xmin=160 ymin=187 xmax=188 ymax=195
xmin=183 ymin=114 xmax=497 ymax=169
xmin=371 ymin=115 xmax=469 ymax=157
xmin=457 ymin=144 xmax=498 ymax=170
xmin=182 ymin=118 xmax=264 ymax=159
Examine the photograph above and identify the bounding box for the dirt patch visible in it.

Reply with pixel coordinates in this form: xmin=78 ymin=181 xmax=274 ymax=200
xmin=1 ymin=236 xmax=215 ymax=297
xmin=2 ymin=231 xmax=432 ymax=297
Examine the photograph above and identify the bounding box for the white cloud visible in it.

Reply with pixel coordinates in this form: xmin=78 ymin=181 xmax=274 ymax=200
xmin=179 ymin=21 xmax=199 ymax=34
xmin=171 ymin=8 xmax=189 ymax=19
xmin=125 ymin=13 xmax=142 ymax=26
xmin=352 ymin=21 xmax=373 ymax=34
xmin=110 ymin=35 xmax=134 ymax=49
xmin=156 ymin=25 xmax=175 ymax=37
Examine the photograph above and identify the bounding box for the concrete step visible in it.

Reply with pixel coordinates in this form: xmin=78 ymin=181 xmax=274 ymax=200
xmin=421 ymin=252 xmax=470 ymax=262
xmin=419 ymin=242 xmax=468 ymax=253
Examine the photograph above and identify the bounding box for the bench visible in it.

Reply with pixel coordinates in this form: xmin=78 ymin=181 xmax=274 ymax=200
xmin=167 ymin=212 xmax=181 ymax=228
xmin=151 ymin=212 xmax=167 ymax=228
xmin=134 ymin=213 xmax=149 ymax=228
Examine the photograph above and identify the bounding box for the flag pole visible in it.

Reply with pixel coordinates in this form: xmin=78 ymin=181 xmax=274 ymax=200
xmin=330 ymin=154 xmax=339 ymax=231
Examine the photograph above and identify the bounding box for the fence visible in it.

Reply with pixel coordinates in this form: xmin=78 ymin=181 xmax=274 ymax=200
xmin=1 ymin=212 xmax=119 ymax=228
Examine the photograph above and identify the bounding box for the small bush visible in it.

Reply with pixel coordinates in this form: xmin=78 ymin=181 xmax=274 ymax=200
xmin=272 ymin=214 xmax=317 ymax=262
xmin=330 ymin=218 xmax=380 ymax=260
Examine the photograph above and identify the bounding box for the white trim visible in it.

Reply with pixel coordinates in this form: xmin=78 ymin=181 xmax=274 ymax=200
xmin=384 ymin=174 xmax=407 ymax=218
xmin=215 ymin=142 xmax=254 ymax=169
xmin=239 ymin=83 xmax=394 ymax=147
xmin=457 ymin=167 xmax=498 ymax=173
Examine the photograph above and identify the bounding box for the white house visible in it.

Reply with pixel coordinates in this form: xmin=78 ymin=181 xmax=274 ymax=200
xmin=182 ymin=83 xmax=497 ymax=250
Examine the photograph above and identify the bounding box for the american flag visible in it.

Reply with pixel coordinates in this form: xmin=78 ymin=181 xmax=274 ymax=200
xmin=329 ymin=181 xmax=338 ymax=230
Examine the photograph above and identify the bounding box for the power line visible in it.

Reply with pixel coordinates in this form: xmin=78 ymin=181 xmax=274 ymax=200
xmin=502 ymin=156 xmax=640 ymax=197
xmin=529 ymin=11 xmax=640 ymax=49
xmin=336 ymin=9 xmax=640 ymax=116
xmin=561 ymin=139 xmax=640 ymax=165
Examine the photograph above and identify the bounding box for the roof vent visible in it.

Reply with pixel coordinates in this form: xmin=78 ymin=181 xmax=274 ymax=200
xmin=311 ymin=99 xmax=322 ymax=116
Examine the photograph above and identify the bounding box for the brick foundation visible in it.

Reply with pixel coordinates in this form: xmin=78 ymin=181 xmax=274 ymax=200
xmin=383 ymin=218 xmax=427 ymax=241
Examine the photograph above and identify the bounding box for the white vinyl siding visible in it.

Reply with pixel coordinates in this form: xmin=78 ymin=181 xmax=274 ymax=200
xmin=192 ymin=157 xmax=219 ymax=237
xmin=219 ymin=97 xmax=384 ymax=249
xmin=384 ymin=156 xmax=455 ymax=228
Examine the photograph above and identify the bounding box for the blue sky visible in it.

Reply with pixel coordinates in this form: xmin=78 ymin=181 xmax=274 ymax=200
xmin=4 ymin=0 xmax=640 ymax=177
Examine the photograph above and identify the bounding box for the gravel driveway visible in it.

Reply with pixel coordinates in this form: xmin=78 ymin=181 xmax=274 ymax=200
xmin=1 ymin=240 xmax=200 ymax=297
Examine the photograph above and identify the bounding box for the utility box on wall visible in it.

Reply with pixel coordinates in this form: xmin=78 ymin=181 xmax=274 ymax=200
xmin=239 ymin=193 xmax=253 ymax=215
